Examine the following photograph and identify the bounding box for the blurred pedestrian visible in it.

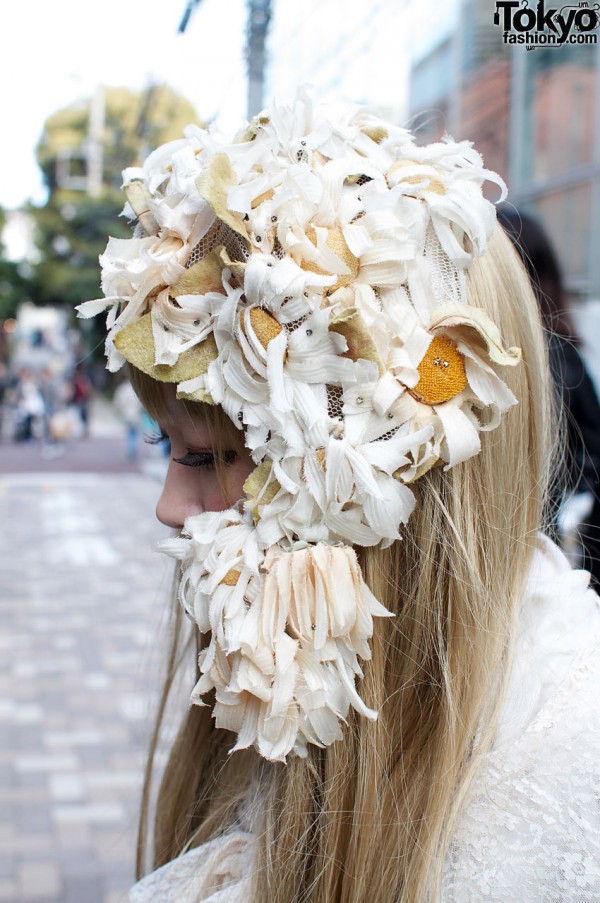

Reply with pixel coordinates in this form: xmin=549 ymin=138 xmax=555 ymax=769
xmin=498 ymin=205 xmax=600 ymax=584
xmin=70 ymin=363 xmax=93 ymax=437
xmin=13 ymin=368 xmax=45 ymax=442
xmin=0 ymin=361 xmax=9 ymax=440
xmin=39 ymin=365 xmax=65 ymax=439
xmin=114 ymin=377 xmax=143 ymax=461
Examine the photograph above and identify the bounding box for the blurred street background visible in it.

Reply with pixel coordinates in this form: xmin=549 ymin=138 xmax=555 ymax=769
xmin=0 ymin=400 xmax=171 ymax=903
xmin=1 ymin=0 xmax=600 ymax=900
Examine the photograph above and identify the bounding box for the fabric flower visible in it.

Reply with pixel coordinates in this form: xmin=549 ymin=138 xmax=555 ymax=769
xmin=160 ymin=514 xmax=393 ymax=761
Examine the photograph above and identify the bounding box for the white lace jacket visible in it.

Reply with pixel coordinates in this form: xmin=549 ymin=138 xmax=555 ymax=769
xmin=130 ymin=535 xmax=600 ymax=902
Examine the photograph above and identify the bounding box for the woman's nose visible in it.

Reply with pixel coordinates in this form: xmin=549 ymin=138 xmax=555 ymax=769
xmin=155 ymin=462 xmax=203 ymax=529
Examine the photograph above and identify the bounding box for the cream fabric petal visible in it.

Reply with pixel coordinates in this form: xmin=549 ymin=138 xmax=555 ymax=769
xmin=76 ymin=297 xmax=119 ymax=318
xmin=342 ymin=220 xmax=373 ymax=257
xmin=435 ymin=401 xmax=481 ymax=468
xmin=363 ymin=474 xmax=415 ymax=537
xmin=343 ymin=443 xmax=384 ymax=499
xmin=326 ymin=511 xmax=382 ymax=547
xmin=463 ymin=354 xmax=518 ymax=411
xmin=270 ymin=634 xmax=299 ymax=715
xmin=229 ymin=697 xmax=261 ymax=752
xmin=430 ymin=305 xmax=521 ymax=367
xmin=361 ymin=424 xmax=432 ymax=473
xmin=303 ymin=453 xmax=327 ymax=511
xmin=258 ymin=707 xmax=299 ymax=763
xmin=237 ymin=657 xmax=272 ymax=703
xmin=222 ymin=351 xmax=267 ymax=404
xmin=305 ymin=705 xmax=344 ymax=747
xmin=334 ymin=649 xmax=377 ymax=720
xmin=370 ymin=371 xmax=403 ymax=415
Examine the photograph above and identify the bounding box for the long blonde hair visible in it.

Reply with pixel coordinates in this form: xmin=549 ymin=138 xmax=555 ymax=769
xmin=133 ymin=226 xmax=554 ymax=901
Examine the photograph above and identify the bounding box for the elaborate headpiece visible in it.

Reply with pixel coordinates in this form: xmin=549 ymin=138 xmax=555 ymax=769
xmin=79 ymin=92 xmax=520 ymax=761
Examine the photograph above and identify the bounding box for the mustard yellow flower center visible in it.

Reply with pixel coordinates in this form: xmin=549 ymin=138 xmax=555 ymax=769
xmin=411 ymin=335 xmax=468 ymax=405
xmin=220 ymin=569 xmax=241 ymax=586
xmin=240 ymin=307 xmax=283 ymax=348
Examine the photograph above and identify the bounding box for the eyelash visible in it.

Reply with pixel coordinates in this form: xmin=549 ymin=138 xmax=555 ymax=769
xmin=173 ymin=449 xmax=238 ymax=470
xmin=144 ymin=430 xmax=237 ymax=469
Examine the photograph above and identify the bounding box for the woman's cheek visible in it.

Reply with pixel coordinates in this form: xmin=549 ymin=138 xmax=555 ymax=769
xmin=224 ymin=458 xmax=255 ymax=507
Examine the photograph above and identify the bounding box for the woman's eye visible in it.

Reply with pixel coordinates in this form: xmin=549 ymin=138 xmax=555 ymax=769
xmin=173 ymin=451 xmax=216 ymax=469
xmin=172 ymin=450 xmax=237 ymax=469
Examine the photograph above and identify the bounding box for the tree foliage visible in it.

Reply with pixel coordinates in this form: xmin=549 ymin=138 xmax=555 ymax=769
xmin=0 ymin=208 xmax=33 ymax=321
xmin=30 ymin=193 xmax=130 ymax=310
xmin=30 ymin=84 xmax=200 ymax=323
xmin=37 ymin=84 xmax=199 ymax=194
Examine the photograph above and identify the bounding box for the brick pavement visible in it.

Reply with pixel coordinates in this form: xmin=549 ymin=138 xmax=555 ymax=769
xmin=0 ymin=471 xmax=173 ymax=902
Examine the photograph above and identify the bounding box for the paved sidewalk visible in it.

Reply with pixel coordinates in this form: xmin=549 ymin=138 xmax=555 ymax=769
xmin=0 ymin=472 xmax=172 ymax=903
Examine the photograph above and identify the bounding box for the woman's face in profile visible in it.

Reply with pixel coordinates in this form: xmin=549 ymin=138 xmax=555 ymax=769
xmin=154 ymin=385 xmax=254 ymax=529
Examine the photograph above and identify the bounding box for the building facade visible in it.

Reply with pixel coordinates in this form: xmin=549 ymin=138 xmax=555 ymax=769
xmin=409 ymin=0 xmax=600 ymax=310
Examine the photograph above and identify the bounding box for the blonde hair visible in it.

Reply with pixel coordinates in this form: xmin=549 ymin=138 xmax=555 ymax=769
xmin=133 ymin=226 xmax=554 ymax=901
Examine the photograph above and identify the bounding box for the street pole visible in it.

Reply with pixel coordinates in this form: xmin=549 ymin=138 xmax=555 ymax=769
xmin=87 ymin=86 xmax=105 ymax=198
xmin=246 ymin=0 xmax=272 ymax=119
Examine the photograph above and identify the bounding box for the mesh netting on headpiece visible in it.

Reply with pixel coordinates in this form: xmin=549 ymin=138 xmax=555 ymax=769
xmin=187 ymin=220 xmax=250 ymax=269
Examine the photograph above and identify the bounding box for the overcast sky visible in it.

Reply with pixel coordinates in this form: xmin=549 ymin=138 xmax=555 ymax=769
xmin=1 ymin=0 xmax=455 ymax=211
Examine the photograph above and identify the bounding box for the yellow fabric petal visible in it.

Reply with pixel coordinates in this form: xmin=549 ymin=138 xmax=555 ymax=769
xmin=251 ymin=188 xmax=275 ymax=209
xmin=360 ymin=124 xmax=388 ymax=144
xmin=218 ymin=246 xmax=247 ymax=284
xmin=171 ymin=249 xmax=225 ymax=297
xmin=329 ymin=307 xmax=384 ymax=373
xmin=244 ymin=461 xmax=281 ymax=523
xmin=195 ymin=152 xmax=252 ymax=251
xmin=302 ymin=226 xmax=360 ymax=291
xmin=240 ymin=114 xmax=270 ymax=142
xmin=114 ymin=313 xmax=218 ymax=383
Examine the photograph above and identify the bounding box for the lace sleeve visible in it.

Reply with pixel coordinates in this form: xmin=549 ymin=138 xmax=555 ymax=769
xmin=443 ymin=646 xmax=600 ymax=901
xmin=129 ymin=832 xmax=254 ymax=903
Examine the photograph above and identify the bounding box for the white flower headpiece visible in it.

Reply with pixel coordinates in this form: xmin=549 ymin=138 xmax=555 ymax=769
xmin=79 ymin=92 xmax=520 ymax=761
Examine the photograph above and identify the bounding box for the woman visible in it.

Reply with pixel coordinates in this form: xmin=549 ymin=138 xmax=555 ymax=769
xmin=79 ymin=95 xmax=600 ymax=901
